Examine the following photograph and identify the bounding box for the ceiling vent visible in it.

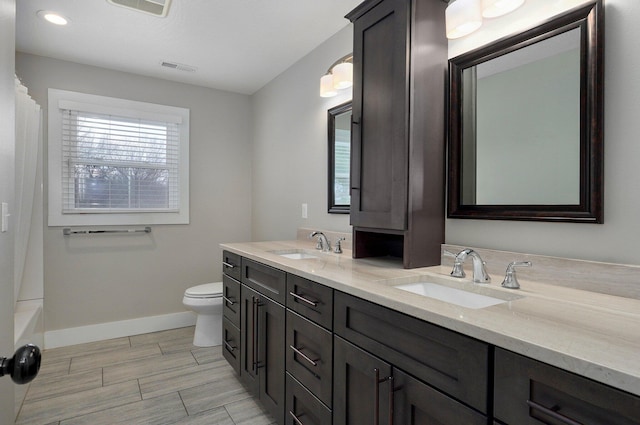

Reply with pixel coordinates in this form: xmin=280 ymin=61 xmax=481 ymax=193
xmin=160 ymin=61 xmax=197 ymax=72
xmin=107 ymin=0 xmax=172 ymax=17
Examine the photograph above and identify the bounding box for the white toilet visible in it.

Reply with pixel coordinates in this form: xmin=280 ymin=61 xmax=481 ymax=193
xmin=182 ymin=282 xmax=223 ymax=347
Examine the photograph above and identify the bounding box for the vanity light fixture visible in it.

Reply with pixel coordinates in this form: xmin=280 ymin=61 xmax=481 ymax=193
xmin=36 ymin=10 xmax=69 ymax=26
xmin=320 ymin=53 xmax=353 ymax=98
xmin=445 ymin=0 xmax=526 ymax=39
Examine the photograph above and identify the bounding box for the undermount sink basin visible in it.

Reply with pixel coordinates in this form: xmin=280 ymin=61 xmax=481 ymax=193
xmin=269 ymin=249 xmax=318 ymax=260
xmin=393 ymin=279 xmax=522 ymax=309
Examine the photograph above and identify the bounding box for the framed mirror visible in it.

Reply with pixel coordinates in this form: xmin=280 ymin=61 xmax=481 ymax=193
xmin=448 ymin=0 xmax=604 ymax=223
xmin=328 ymin=101 xmax=352 ymax=213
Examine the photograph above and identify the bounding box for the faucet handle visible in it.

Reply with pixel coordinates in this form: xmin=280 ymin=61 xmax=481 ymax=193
xmin=501 ymin=261 xmax=532 ymax=289
xmin=334 ymin=237 xmax=346 ymax=254
xmin=443 ymin=250 xmax=457 ymax=259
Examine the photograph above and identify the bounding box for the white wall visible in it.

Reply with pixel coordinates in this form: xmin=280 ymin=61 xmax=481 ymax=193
xmin=15 ymin=53 xmax=253 ymax=333
xmin=251 ymin=26 xmax=353 ymax=241
xmin=447 ymin=0 xmax=640 ymax=265
xmin=0 ymin=0 xmax=16 ymax=421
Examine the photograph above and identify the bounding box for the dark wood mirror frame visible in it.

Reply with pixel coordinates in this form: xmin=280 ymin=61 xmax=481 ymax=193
xmin=447 ymin=0 xmax=604 ymax=223
xmin=328 ymin=101 xmax=352 ymax=214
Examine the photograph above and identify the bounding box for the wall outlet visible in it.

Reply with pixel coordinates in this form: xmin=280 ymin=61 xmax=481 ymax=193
xmin=301 ymin=203 xmax=308 ymax=219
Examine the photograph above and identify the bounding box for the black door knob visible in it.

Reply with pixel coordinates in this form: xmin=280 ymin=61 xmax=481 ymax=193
xmin=0 ymin=344 xmax=41 ymax=384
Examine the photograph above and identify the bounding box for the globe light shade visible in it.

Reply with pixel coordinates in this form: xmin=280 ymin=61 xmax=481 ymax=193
xmin=320 ymin=74 xmax=337 ymax=97
xmin=445 ymin=0 xmax=483 ymax=39
xmin=332 ymin=62 xmax=353 ymax=90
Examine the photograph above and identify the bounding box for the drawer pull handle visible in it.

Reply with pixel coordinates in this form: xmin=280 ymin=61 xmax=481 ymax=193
xmin=527 ymin=400 xmax=584 ymax=425
xmin=289 ymin=410 xmax=305 ymax=425
xmin=222 ymin=261 xmax=235 ymax=269
xmin=289 ymin=292 xmax=318 ymax=307
xmin=222 ymin=296 xmax=235 ymax=306
xmin=289 ymin=345 xmax=318 ymax=367
xmin=224 ymin=340 xmax=236 ymax=352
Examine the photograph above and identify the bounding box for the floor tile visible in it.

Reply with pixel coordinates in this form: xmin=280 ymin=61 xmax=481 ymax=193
xmin=36 ymin=357 xmax=71 ymax=379
xmin=224 ymin=397 xmax=276 ymax=425
xmin=167 ymin=406 xmax=235 ymax=425
xmin=16 ymin=380 xmax=141 ymax=425
xmin=158 ymin=334 xmax=198 ymax=355
xmin=139 ymin=359 xmax=233 ymax=400
xmin=129 ymin=326 xmax=195 ymax=347
xmin=69 ymin=343 xmax=162 ymax=373
xmin=43 ymin=337 xmax=130 ymax=361
xmin=179 ymin=373 xmax=251 ymax=415
xmin=103 ymin=350 xmax=197 ymax=386
xmin=58 ymin=393 xmax=186 ymax=425
xmin=25 ymin=369 xmax=102 ymax=403
xmin=191 ymin=345 xmax=223 ymax=365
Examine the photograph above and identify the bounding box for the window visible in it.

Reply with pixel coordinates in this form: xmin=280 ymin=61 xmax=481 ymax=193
xmin=48 ymin=89 xmax=189 ymax=226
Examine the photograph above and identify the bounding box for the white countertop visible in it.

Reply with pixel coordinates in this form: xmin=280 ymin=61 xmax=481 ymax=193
xmin=221 ymin=239 xmax=640 ymax=397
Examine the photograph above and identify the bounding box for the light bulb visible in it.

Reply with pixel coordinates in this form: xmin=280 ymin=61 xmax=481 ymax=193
xmin=332 ymin=62 xmax=353 ymax=90
xmin=482 ymin=0 xmax=525 ymax=18
xmin=320 ymin=74 xmax=337 ymax=97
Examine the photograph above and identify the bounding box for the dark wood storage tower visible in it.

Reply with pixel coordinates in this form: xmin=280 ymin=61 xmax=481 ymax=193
xmin=347 ymin=0 xmax=447 ymax=268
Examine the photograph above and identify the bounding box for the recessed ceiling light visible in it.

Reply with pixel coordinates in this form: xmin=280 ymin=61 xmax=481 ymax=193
xmin=37 ymin=10 xmax=69 ymax=26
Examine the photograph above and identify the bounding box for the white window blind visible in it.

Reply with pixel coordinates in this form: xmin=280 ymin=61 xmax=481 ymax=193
xmin=61 ymin=109 xmax=180 ymax=212
xmin=48 ymin=89 xmax=190 ymax=226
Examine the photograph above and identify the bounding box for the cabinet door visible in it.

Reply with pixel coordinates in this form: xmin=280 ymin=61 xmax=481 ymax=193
xmin=350 ymin=0 xmax=409 ymax=231
xmin=394 ymin=368 xmax=486 ymax=425
xmin=258 ymin=293 xmax=286 ymax=425
xmin=334 ymin=336 xmax=393 ymax=425
xmin=239 ymin=285 xmax=259 ymax=394
xmin=286 ymin=373 xmax=332 ymax=425
xmin=494 ymin=348 xmax=640 ymax=425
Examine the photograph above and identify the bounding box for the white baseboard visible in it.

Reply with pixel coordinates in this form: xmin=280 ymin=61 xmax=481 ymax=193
xmin=44 ymin=311 xmax=196 ymax=349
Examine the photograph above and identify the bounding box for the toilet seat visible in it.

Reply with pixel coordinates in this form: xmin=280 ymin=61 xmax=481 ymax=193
xmin=184 ymin=282 xmax=223 ymax=299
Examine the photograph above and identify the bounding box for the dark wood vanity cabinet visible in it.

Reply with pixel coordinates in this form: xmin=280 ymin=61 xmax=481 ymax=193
xmin=238 ymin=260 xmax=287 ymax=425
xmin=346 ymin=0 xmax=447 ymax=268
xmin=494 ymin=348 xmax=640 ymax=425
xmin=333 ymin=291 xmax=489 ymax=424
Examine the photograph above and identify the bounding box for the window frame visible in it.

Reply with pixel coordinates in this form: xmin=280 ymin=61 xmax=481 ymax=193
xmin=48 ymin=89 xmax=190 ymax=226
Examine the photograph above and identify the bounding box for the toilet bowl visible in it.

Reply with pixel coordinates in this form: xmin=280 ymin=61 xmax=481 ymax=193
xmin=182 ymin=282 xmax=223 ymax=347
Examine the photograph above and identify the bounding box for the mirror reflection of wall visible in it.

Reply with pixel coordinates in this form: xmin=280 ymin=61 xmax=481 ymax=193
xmin=328 ymin=101 xmax=352 ymax=213
xmin=462 ymin=28 xmax=581 ymax=205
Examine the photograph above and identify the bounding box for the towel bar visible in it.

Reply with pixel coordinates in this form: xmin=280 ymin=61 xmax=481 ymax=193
xmin=62 ymin=227 xmax=151 ymax=236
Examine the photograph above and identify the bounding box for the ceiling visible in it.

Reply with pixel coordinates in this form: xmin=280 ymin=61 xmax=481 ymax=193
xmin=16 ymin=0 xmax=362 ymax=95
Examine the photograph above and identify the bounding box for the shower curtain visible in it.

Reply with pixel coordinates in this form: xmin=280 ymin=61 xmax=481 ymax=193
xmin=14 ymin=78 xmax=41 ymax=305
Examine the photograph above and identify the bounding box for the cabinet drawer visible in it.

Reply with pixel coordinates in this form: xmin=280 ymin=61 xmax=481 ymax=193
xmin=222 ymin=317 xmax=240 ymax=375
xmin=286 ymin=274 xmax=333 ymax=330
xmin=286 ymin=373 xmax=331 ymax=425
xmin=286 ymin=311 xmax=333 ymax=407
xmin=494 ymin=348 xmax=640 ymax=425
xmin=334 ymin=291 xmax=489 ymax=413
xmin=241 ymin=258 xmax=287 ymax=304
xmin=222 ymin=250 xmax=241 ymax=281
xmin=222 ymin=275 xmax=240 ymax=327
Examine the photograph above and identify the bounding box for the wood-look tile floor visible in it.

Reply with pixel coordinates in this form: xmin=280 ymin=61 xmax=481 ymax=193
xmin=16 ymin=326 xmax=276 ymax=425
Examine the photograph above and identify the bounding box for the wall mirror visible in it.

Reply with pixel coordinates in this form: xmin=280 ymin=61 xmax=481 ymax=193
xmin=448 ymin=0 xmax=603 ymax=222
xmin=328 ymin=101 xmax=352 ymax=213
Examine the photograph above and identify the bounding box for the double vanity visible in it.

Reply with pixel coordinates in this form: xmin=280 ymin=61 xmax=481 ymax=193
xmin=220 ymin=237 xmax=640 ymax=425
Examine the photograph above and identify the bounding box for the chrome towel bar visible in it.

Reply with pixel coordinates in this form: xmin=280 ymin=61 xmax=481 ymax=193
xmin=62 ymin=227 xmax=151 ymax=236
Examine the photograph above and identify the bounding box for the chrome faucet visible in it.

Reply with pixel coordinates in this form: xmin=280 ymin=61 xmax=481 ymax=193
xmin=450 ymin=249 xmax=491 ymax=284
xmin=309 ymin=231 xmax=331 ymax=252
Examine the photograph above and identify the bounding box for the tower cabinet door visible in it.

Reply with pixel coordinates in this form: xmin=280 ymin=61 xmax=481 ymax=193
xmin=349 ymin=0 xmax=409 ymax=231
xmin=333 ymin=335 xmax=392 ymax=425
